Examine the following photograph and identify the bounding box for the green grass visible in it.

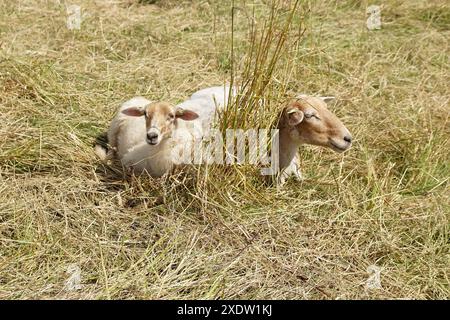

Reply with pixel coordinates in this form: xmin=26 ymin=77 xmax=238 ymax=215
xmin=0 ymin=0 xmax=448 ymax=299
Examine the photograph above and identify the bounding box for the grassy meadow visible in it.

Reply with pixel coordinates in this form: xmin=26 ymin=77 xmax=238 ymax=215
xmin=0 ymin=0 xmax=449 ymax=299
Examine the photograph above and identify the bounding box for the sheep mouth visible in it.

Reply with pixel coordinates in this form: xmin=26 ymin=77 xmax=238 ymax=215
xmin=329 ymin=141 xmax=350 ymax=153
xmin=146 ymin=138 xmax=159 ymax=145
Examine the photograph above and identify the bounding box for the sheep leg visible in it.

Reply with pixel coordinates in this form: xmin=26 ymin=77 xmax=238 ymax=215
xmin=278 ymin=154 xmax=302 ymax=185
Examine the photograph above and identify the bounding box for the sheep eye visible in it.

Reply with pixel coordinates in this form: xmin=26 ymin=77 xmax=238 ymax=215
xmin=305 ymin=113 xmax=320 ymax=120
xmin=168 ymin=114 xmax=175 ymax=120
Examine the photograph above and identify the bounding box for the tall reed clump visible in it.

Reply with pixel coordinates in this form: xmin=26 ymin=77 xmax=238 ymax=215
xmin=176 ymin=0 xmax=309 ymax=204
xmin=223 ymin=0 xmax=304 ymax=131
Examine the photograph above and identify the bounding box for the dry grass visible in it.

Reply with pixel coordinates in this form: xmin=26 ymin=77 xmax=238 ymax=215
xmin=0 ymin=0 xmax=449 ymax=299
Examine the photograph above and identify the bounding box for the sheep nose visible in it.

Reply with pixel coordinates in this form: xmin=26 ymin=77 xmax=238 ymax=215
xmin=344 ymin=135 xmax=352 ymax=143
xmin=147 ymin=132 xmax=158 ymax=140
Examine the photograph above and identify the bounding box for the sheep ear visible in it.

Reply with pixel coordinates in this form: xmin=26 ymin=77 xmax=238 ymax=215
xmin=122 ymin=106 xmax=145 ymax=117
xmin=175 ymin=108 xmax=199 ymax=121
xmin=319 ymin=96 xmax=336 ymax=104
xmin=286 ymin=108 xmax=304 ymax=126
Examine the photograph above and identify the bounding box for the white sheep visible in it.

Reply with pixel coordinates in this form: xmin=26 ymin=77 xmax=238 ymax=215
xmin=276 ymin=95 xmax=352 ymax=183
xmin=95 ymin=87 xmax=232 ymax=176
xmin=182 ymin=86 xmax=352 ymax=183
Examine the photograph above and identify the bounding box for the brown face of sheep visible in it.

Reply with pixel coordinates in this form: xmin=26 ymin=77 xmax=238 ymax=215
xmin=122 ymin=102 xmax=199 ymax=146
xmin=282 ymin=97 xmax=352 ymax=153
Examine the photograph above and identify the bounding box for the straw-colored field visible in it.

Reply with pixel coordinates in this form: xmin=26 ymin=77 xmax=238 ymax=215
xmin=0 ymin=0 xmax=448 ymax=299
